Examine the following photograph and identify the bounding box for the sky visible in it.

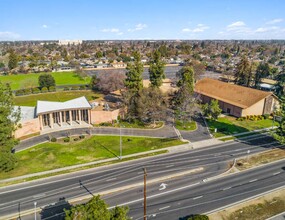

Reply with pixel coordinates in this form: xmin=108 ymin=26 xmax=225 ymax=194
xmin=1 ymin=0 xmax=285 ymax=41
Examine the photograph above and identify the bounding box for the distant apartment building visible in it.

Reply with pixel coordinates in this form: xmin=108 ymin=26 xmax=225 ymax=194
xmin=58 ymin=40 xmax=82 ymax=46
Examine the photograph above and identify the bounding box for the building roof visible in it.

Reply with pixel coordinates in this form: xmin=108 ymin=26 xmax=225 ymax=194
xmin=195 ymin=78 xmax=275 ymax=109
xmin=36 ymin=96 xmax=91 ymax=115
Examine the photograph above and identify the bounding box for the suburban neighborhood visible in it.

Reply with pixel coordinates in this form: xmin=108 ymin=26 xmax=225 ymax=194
xmin=0 ymin=1 xmax=285 ymax=220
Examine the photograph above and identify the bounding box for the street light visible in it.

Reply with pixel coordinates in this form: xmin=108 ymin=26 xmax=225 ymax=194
xmin=34 ymin=202 xmax=37 ymax=220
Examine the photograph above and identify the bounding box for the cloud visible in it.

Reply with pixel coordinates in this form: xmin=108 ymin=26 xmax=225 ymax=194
xmin=128 ymin=23 xmax=148 ymax=32
xmin=266 ymin=18 xmax=283 ymax=24
xmin=226 ymin=21 xmax=251 ymax=33
xmin=117 ymin=32 xmax=123 ymax=36
xmin=0 ymin=31 xmax=20 ymax=40
xmin=101 ymin=28 xmax=120 ymax=33
xmin=182 ymin=24 xmax=209 ymax=33
xmin=42 ymin=24 xmax=48 ymax=28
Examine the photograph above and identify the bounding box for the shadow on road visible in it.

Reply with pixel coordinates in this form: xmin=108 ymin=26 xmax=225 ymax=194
xmin=40 ymin=197 xmax=71 ymax=220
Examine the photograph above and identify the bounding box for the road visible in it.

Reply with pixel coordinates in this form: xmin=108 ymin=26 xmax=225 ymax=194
xmin=0 ymin=135 xmax=281 ymax=219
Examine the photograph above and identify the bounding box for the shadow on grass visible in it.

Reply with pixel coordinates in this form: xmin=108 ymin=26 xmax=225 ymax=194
xmin=207 ymin=119 xmax=249 ymax=136
xmin=94 ymin=140 xmax=120 ymax=159
xmin=40 ymin=197 xmax=71 ymax=220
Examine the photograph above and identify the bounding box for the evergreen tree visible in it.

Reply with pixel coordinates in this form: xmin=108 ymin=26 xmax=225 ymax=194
xmin=202 ymin=99 xmax=222 ymax=120
xmin=0 ymin=82 xmax=21 ymax=172
xmin=8 ymin=49 xmax=18 ymax=70
xmin=254 ymin=62 xmax=271 ymax=88
xmin=149 ymin=50 xmax=165 ymax=88
xmin=234 ymin=56 xmax=251 ymax=86
xmin=273 ymin=96 xmax=285 ymax=144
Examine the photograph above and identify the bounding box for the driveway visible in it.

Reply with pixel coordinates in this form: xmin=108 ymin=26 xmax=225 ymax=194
xmin=179 ymin=112 xmax=212 ymax=142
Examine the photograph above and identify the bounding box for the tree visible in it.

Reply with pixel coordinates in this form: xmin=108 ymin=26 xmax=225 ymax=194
xmin=8 ymin=49 xmax=18 ymax=70
xmin=97 ymin=71 xmax=126 ymax=93
xmin=124 ymin=51 xmax=144 ymax=120
xmin=149 ymin=50 xmax=165 ymax=88
xmin=64 ymin=195 xmax=130 ymax=220
xmin=0 ymin=82 xmax=21 ymax=172
xmin=75 ymin=66 xmax=89 ymax=83
xmin=234 ymin=56 xmax=251 ymax=86
xmin=89 ymin=75 xmax=99 ymax=91
xmin=38 ymin=74 xmax=56 ymax=89
xmin=254 ymin=62 xmax=271 ymax=88
xmin=273 ymin=96 xmax=285 ymax=144
xmin=202 ymin=99 xmax=222 ymax=120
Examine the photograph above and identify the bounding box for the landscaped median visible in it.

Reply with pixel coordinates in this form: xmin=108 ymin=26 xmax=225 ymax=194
xmin=0 ymin=135 xmax=185 ymax=180
xmin=206 ymin=115 xmax=278 ymax=138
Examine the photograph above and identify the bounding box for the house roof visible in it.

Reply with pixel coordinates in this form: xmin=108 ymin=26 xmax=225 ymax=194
xmin=36 ymin=96 xmax=91 ymax=115
xmin=195 ymin=78 xmax=275 ymax=109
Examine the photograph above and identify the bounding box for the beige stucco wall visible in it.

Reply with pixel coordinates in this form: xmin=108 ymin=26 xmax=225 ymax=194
xmin=242 ymin=98 xmax=265 ymax=116
xmin=15 ymin=118 xmax=40 ymax=138
xmin=91 ymin=109 xmax=120 ymax=124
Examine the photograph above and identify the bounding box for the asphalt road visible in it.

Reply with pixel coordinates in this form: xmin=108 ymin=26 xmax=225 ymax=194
xmin=0 ymin=135 xmax=281 ymax=219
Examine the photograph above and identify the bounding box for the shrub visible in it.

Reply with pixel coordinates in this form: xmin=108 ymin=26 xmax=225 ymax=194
xmin=32 ymin=87 xmax=41 ymax=94
xmin=49 ymin=86 xmax=56 ymax=92
xmin=23 ymin=88 xmax=32 ymax=95
xmin=50 ymin=137 xmax=57 ymax=142
xmin=73 ymin=137 xmax=79 ymax=141
xmin=79 ymin=135 xmax=85 ymax=139
xmin=99 ymin=122 xmax=113 ymax=126
xmin=63 ymin=86 xmax=70 ymax=91
xmin=63 ymin=137 xmax=70 ymax=142
xmin=263 ymin=114 xmax=270 ymax=119
xmin=41 ymin=87 xmax=48 ymax=93
xmin=71 ymin=86 xmax=79 ymax=90
xmin=15 ymin=90 xmax=24 ymax=96
xmin=79 ymin=85 xmax=86 ymax=90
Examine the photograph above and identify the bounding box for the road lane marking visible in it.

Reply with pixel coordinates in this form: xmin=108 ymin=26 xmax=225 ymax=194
xmin=159 ymin=206 xmax=170 ymax=210
xmin=193 ymin=196 xmax=203 ymax=200
xmin=106 ymin=178 xmax=117 ymax=182
xmin=223 ymin=187 xmax=231 ymax=191
xmin=249 ymin=179 xmax=258 ymax=183
xmin=166 ymin=165 xmax=174 ymax=168
xmin=33 ymin=193 xmax=46 ymax=199
xmin=273 ymin=172 xmax=281 ymax=175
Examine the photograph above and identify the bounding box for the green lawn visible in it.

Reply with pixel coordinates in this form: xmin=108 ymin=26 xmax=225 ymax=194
xmin=207 ymin=116 xmax=278 ymax=138
xmin=96 ymin=120 xmax=164 ymax=129
xmin=175 ymin=120 xmax=197 ymax=131
xmin=14 ymin=90 xmax=102 ymax=106
xmin=0 ymin=136 xmax=184 ymax=179
xmin=0 ymin=71 xmax=90 ymax=90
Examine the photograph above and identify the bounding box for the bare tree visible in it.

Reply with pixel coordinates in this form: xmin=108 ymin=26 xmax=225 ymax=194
xmin=97 ymin=70 xmax=126 ymax=93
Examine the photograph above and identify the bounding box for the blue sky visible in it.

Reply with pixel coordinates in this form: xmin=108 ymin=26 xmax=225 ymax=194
xmin=1 ymin=0 xmax=285 ymax=40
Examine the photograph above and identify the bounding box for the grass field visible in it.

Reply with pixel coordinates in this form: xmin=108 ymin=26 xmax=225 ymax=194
xmin=0 ymin=71 xmax=90 ymax=90
xmin=0 ymin=135 xmax=184 ymax=179
xmin=207 ymin=116 xmax=277 ymax=138
xmin=175 ymin=120 xmax=197 ymax=131
xmin=14 ymin=90 xmax=102 ymax=106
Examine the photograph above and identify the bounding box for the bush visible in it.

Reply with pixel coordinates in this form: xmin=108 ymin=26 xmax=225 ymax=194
xmin=15 ymin=90 xmax=24 ymax=96
xmin=263 ymin=114 xmax=270 ymax=119
xmin=41 ymin=87 xmax=48 ymax=93
xmin=71 ymin=86 xmax=79 ymax=90
xmin=79 ymin=85 xmax=86 ymax=90
xmin=49 ymin=86 xmax=56 ymax=92
xmin=79 ymin=135 xmax=85 ymax=139
xmin=32 ymin=87 xmax=41 ymax=94
xmin=63 ymin=137 xmax=70 ymax=142
xmin=99 ymin=122 xmax=113 ymax=126
xmin=73 ymin=137 xmax=79 ymax=141
xmin=23 ymin=88 xmax=32 ymax=95
xmin=63 ymin=87 xmax=70 ymax=91
xmin=50 ymin=137 xmax=57 ymax=142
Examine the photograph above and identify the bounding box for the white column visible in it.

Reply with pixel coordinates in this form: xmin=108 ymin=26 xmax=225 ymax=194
xmin=69 ymin=110 xmax=73 ymax=125
xmin=49 ymin=113 xmax=54 ymax=129
xmin=59 ymin=111 xmax=63 ymax=127
xmin=88 ymin=110 xmax=91 ymax=124
xmin=78 ymin=110 xmax=82 ymax=125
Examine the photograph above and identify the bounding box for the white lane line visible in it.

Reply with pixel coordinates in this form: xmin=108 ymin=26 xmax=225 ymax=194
xmin=106 ymin=178 xmax=117 ymax=182
xmin=166 ymin=165 xmax=174 ymax=168
xmin=159 ymin=206 xmax=170 ymax=210
xmin=249 ymin=179 xmax=258 ymax=183
xmin=273 ymin=172 xmax=281 ymax=175
xmin=223 ymin=187 xmax=231 ymax=191
xmin=33 ymin=193 xmax=46 ymax=199
xmin=193 ymin=195 xmax=203 ymax=200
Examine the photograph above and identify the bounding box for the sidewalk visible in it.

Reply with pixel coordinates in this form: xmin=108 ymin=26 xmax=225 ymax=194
xmin=216 ymin=126 xmax=277 ymax=140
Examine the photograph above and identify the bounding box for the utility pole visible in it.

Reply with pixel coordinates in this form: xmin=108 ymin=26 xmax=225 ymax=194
xmin=143 ymin=168 xmax=147 ymax=220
